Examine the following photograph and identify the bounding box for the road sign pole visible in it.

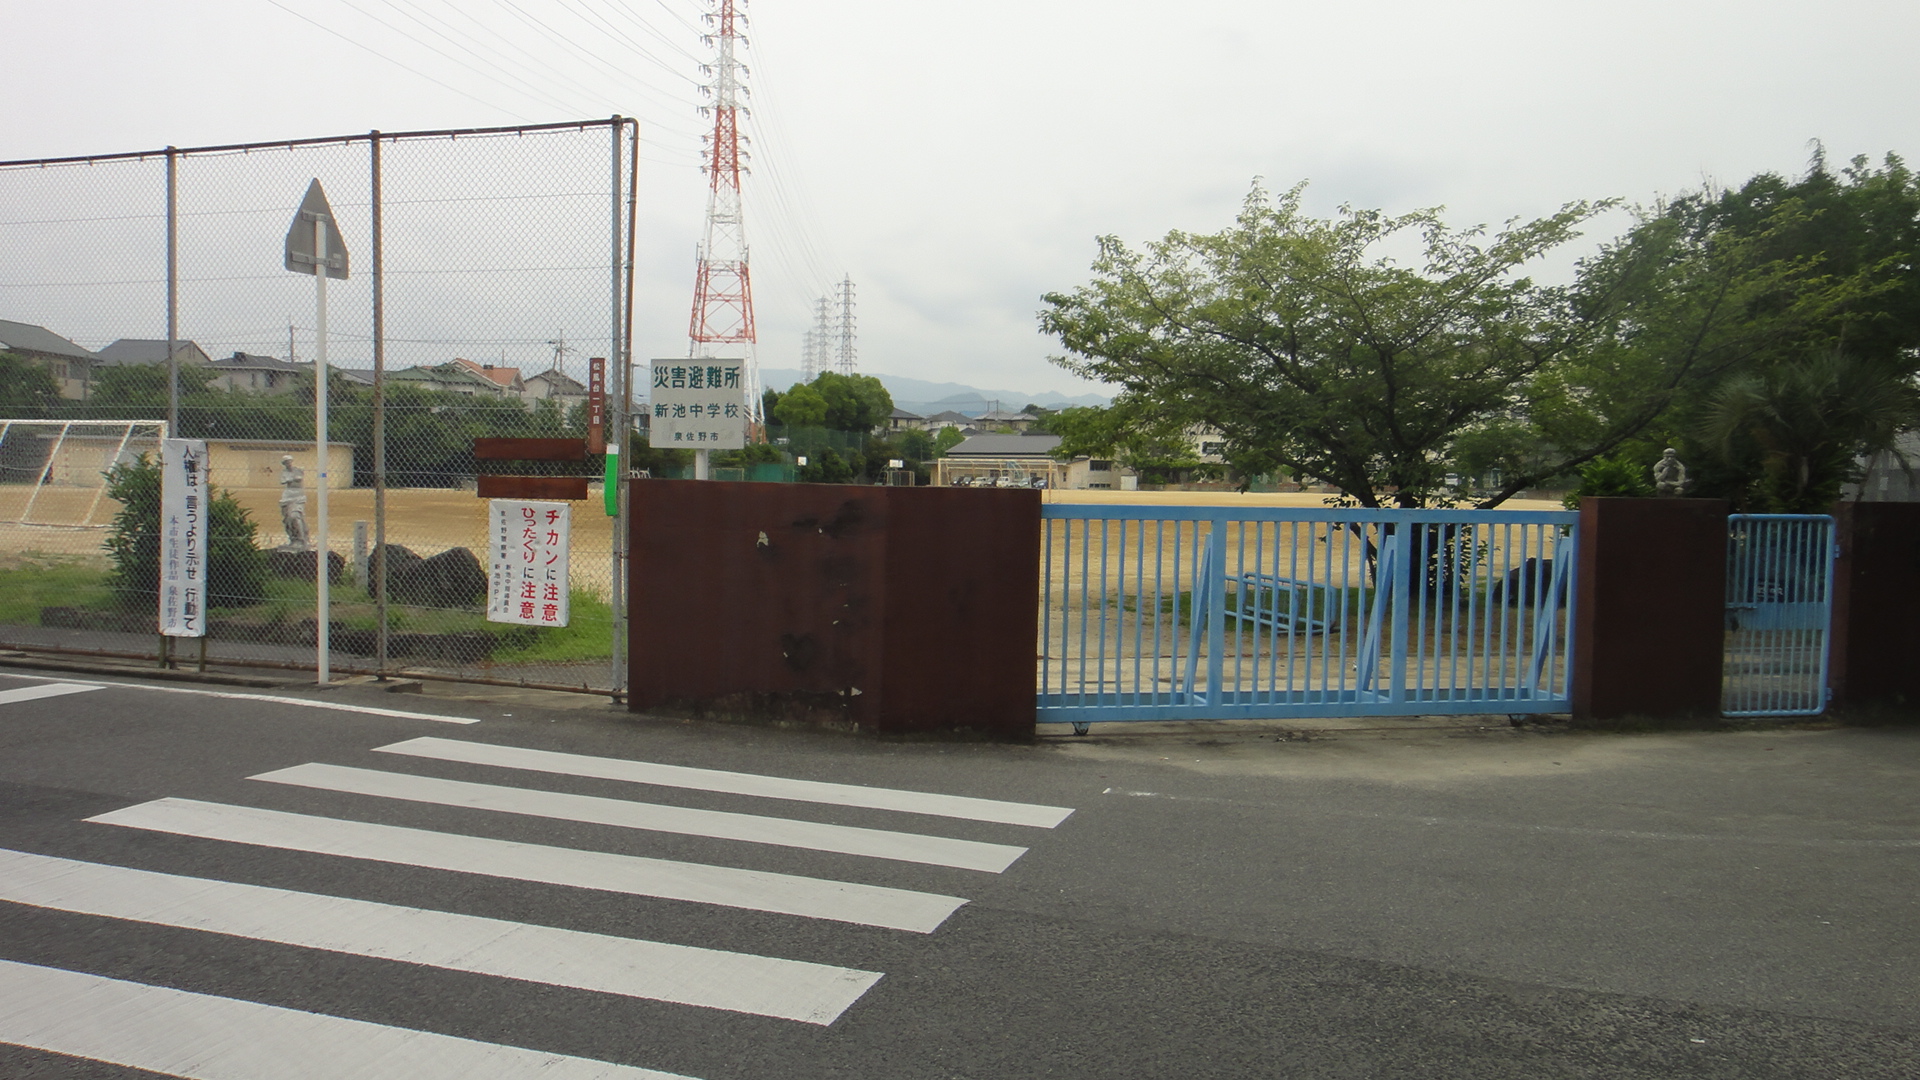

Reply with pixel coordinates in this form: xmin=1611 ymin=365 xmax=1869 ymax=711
xmin=314 ymin=213 xmax=331 ymax=684
xmin=695 ymin=448 xmax=710 ymax=480
xmin=283 ymin=178 xmax=348 ymax=686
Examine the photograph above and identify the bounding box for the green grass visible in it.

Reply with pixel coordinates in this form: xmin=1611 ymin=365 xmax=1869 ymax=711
xmin=0 ymin=556 xmax=115 ymax=623
xmin=0 ymin=555 xmax=609 ymax=665
xmin=489 ymin=590 xmax=613 ymax=664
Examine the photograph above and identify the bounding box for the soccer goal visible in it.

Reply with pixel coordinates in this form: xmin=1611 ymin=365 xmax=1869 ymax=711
xmin=0 ymin=419 xmax=167 ymax=529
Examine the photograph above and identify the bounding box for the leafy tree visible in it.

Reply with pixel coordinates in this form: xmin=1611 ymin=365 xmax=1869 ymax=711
xmin=0 ymin=352 xmax=60 ymax=416
xmin=931 ymin=425 xmax=967 ymax=456
xmin=810 ymin=371 xmax=893 ymax=433
xmin=1701 ymin=348 xmax=1918 ymax=512
xmin=1049 ymin=403 xmax=1202 ymax=483
xmin=1043 ymin=181 xmax=1871 ymax=507
xmin=798 ymin=445 xmax=853 ymax=484
xmin=897 ymin=428 xmax=934 ymax=462
xmin=774 ymin=382 xmax=829 ymax=428
xmin=102 ymin=454 xmax=267 ymax=610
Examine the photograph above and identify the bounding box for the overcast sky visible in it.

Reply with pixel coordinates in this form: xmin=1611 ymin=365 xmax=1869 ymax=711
xmin=7 ymin=0 xmax=1920 ymax=398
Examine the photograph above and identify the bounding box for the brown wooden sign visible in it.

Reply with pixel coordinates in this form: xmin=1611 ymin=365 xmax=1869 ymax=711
xmin=473 ymin=437 xmax=590 ymax=500
xmin=587 ymin=357 xmax=606 ymax=455
xmin=477 ymin=475 xmax=590 ymax=500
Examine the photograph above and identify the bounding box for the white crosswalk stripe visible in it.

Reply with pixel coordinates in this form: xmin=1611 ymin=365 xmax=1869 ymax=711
xmin=251 ymin=761 xmax=1031 ymax=872
xmin=7 ymin=731 xmax=1077 ymax=1077
xmin=89 ymin=797 xmax=971 ymax=933
xmin=0 ymin=959 xmax=700 ymax=1080
xmin=0 ymin=681 xmax=102 ymax=707
xmin=376 ymin=735 xmax=1076 ymax=826
xmin=0 ymin=848 xmax=881 ymax=1024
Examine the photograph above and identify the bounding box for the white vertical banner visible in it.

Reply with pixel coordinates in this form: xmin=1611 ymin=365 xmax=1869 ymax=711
xmin=487 ymin=500 xmax=571 ymax=627
xmin=159 ymin=438 xmax=209 ymax=637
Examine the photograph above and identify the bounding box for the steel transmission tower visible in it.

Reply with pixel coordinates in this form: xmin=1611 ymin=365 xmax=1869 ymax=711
xmin=802 ymin=296 xmax=832 ymax=380
xmin=833 ymin=275 xmax=857 ymax=374
xmin=688 ymin=0 xmax=760 ymax=416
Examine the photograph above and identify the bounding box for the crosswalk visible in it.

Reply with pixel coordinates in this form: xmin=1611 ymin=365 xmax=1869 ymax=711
xmin=0 ymin=685 xmax=1077 ymax=1079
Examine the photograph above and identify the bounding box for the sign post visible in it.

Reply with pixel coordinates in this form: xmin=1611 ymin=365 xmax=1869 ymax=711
xmin=285 ymin=179 xmax=349 ymax=684
xmin=159 ymin=438 xmax=209 ymax=641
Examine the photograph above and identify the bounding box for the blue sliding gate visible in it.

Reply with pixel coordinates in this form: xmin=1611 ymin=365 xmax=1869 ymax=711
xmin=1038 ymin=505 xmax=1579 ymax=731
xmin=1722 ymin=514 xmax=1836 ymax=717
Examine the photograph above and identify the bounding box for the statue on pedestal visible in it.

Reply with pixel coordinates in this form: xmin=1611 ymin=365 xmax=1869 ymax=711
xmin=1653 ymin=448 xmax=1687 ymax=497
xmin=278 ymin=455 xmax=311 ymax=550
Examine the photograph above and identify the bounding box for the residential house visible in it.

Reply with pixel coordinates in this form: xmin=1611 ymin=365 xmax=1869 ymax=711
xmin=94 ymin=339 xmax=213 ymax=369
xmin=921 ymin=409 xmax=976 ymax=434
xmin=0 ymin=319 xmax=97 ymax=399
xmin=523 ymin=367 xmax=589 ymax=408
xmin=974 ymin=407 xmax=1036 ymax=433
xmin=451 ymin=357 xmax=525 ymax=396
xmin=388 ymin=362 xmax=508 ymax=396
xmin=886 ymin=407 xmax=924 ymax=434
xmin=207 ymin=353 xmax=306 ymax=396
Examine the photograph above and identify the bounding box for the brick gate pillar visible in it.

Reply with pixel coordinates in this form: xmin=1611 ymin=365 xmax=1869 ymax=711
xmin=1573 ymin=497 xmax=1730 ymax=722
xmin=1829 ymin=501 xmax=1920 ymax=710
xmin=627 ymin=481 xmax=1040 ymax=737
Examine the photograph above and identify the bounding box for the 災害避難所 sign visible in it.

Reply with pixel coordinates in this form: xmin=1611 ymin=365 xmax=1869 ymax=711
xmin=650 ymin=360 xmax=746 ymax=450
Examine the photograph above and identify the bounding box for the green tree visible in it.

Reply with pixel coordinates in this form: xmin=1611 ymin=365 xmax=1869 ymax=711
xmin=0 ymin=352 xmax=61 ymax=416
xmin=1043 ymin=181 xmax=1869 ymax=507
xmin=798 ymin=445 xmax=853 ymax=484
xmin=931 ymin=425 xmax=967 ymax=456
xmin=810 ymin=371 xmax=893 ymax=433
xmin=1049 ymin=403 xmax=1202 ymax=483
xmin=102 ymin=454 xmax=267 ymax=610
xmin=773 ymin=382 xmax=828 ymax=428
xmin=1701 ymin=349 xmax=1918 ymax=512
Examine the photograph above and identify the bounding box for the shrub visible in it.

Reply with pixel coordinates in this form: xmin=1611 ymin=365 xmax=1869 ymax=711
xmin=1561 ymin=454 xmax=1654 ymax=509
xmin=103 ymin=454 xmax=268 ymax=610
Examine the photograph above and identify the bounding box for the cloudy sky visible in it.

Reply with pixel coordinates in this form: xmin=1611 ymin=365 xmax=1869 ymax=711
xmin=6 ymin=0 xmax=1919 ymax=398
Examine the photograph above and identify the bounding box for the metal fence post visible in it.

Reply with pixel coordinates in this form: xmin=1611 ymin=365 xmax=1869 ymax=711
xmin=165 ymin=146 xmax=178 ymax=433
xmin=608 ymin=116 xmax=628 ymax=699
xmin=370 ymin=130 xmax=388 ymax=677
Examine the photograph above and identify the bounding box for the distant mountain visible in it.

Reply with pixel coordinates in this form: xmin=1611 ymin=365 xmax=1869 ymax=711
xmin=757 ymin=368 xmax=1109 ymax=417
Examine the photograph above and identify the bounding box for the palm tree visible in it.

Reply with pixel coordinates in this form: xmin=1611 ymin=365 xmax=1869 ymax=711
xmin=1702 ymin=349 xmax=1919 ymax=512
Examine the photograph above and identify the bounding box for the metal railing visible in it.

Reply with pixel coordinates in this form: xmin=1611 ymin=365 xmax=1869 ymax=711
xmin=1038 ymin=506 xmax=1580 ymax=730
xmin=1723 ymin=514 xmax=1836 ymax=717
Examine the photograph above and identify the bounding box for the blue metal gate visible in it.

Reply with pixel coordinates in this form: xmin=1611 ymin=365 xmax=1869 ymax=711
xmin=1723 ymin=514 xmax=1836 ymax=717
xmin=1038 ymin=506 xmax=1579 ymax=731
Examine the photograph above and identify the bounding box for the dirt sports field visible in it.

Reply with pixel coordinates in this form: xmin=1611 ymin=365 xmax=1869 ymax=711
xmin=0 ymin=482 xmax=1568 ymax=592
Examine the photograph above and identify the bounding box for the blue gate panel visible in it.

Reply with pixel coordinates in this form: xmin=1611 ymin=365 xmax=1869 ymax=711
xmin=1723 ymin=515 xmax=1835 ymax=717
xmin=1038 ymin=506 xmax=1579 ymax=729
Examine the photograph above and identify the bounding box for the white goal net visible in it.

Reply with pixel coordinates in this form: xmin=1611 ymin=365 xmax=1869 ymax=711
xmin=0 ymin=420 xmax=167 ymax=533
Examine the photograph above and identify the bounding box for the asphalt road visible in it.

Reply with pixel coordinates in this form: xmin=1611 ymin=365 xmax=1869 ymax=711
xmin=0 ymin=667 xmax=1914 ymax=1079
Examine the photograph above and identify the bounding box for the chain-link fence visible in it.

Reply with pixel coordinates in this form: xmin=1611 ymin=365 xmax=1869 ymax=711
xmin=0 ymin=120 xmax=635 ymax=693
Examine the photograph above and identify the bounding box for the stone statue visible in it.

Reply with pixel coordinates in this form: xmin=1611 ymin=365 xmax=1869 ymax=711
xmin=278 ymin=455 xmax=311 ymax=550
xmin=1653 ymin=447 xmax=1687 ymax=497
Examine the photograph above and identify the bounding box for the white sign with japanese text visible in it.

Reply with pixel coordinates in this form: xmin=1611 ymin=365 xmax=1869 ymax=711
xmin=159 ymin=438 xmax=210 ymax=637
xmin=649 ymin=359 xmax=747 ymax=449
xmin=487 ymin=499 xmax=571 ymax=628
